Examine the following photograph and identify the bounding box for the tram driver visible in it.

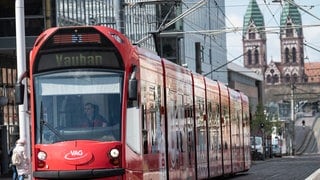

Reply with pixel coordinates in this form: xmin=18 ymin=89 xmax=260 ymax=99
xmin=81 ymin=102 xmax=109 ymax=128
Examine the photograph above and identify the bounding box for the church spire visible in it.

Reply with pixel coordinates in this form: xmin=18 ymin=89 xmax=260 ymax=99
xmin=243 ymin=0 xmax=266 ymax=39
xmin=279 ymin=0 xmax=305 ymax=83
xmin=242 ymin=0 xmax=267 ymax=75
xmin=280 ymin=0 xmax=303 ymax=37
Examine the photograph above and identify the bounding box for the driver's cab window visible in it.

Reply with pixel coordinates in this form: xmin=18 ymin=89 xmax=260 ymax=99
xmin=35 ymin=71 xmax=122 ymax=144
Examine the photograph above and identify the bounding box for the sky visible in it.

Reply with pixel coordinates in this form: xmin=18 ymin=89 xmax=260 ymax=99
xmin=224 ymin=0 xmax=320 ymax=66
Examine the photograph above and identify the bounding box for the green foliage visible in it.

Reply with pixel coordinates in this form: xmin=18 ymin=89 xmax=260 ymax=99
xmin=251 ymin=103 xmax=274 ymax=136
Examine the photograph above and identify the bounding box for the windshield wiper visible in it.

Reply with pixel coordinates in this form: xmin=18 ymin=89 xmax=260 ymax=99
xmin=40 ymin=102 xmax=65 ymax=142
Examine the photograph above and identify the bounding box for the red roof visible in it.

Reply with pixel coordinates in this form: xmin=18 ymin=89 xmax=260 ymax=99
xmin=305 ymin=62 xmax=320 ymax=83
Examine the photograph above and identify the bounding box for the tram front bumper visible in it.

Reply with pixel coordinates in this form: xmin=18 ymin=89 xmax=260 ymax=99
xmin=33 ymin=168 xmax=125 ymax=179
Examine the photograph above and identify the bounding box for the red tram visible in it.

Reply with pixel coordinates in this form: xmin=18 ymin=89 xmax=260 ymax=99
xmin=15 ymin=26 xmax=251 ymax=179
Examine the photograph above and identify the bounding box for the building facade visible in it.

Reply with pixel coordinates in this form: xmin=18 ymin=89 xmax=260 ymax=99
xmin=242 ymin=0 xmax=267 ymax=77
xmin=227 ymin=62 xmax=263 ymax=115
xmin=181 ymin=0 xmax=227 ymax=82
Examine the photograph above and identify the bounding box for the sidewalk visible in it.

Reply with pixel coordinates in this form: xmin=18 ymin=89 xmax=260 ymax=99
xmin=306 ymin=168 xmax=320 ymax=180
xmin=1 ymin=173 xmax=32 ymax=180
xmin=0 ymin=173 xmax=12 ymax=180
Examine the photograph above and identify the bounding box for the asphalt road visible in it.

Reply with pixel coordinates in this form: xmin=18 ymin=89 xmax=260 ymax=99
xmin=2 ymin=155 xmax=320 ymax=180
xmin=222 ymin=155 xmax=320 ymax=180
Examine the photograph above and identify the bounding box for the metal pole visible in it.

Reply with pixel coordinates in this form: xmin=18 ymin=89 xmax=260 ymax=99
xmin=291 ymin=83 xmax=295 ymax=155
xmin=15 ymin=0 xmax=31 ymax=179
xmin=16 ymin=0 xmax=26 ymax=140
xmin=195 ymin=42 xmax=201 ymax=74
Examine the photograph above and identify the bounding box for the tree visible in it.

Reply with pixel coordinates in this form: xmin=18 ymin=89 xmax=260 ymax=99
xmin=251 ymin=103 xmax=273 ymax=136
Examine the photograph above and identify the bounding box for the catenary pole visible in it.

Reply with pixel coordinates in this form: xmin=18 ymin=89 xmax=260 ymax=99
xmin=291 ymin=83 xmax=295 ymax=156
xmin=15 ymin=0 xmax=31 ymax=179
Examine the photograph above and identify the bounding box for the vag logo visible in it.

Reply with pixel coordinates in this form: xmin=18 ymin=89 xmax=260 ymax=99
xmin=70 ymin=150 xmax=83 ymax=156
xmin=64 ymin=149 xmax=92 ymax=163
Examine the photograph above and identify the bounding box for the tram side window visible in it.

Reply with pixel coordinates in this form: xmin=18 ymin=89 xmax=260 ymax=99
xmin=141 ymin=83 xmax=162 ymax=154
xmin=212 ymin=103 xmax=221 ymax=150
xmin=223 ymin=107 xmax=228 ymax=124
xmin=142 ymin=101 xmax=159 ymax=154
xmin=142 ymin=104 xmax=148 ymax=154
xmin=215 ymin=104 xmax=220 ymax=122
xmin=143 ymin=129 xmax=148 ymax=154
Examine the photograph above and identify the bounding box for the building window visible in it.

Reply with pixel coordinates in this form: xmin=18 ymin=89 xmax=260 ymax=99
xmin=268 ymin=69 xmax=279 ymax=84
xmin=254 ymin=49 xmax=259 ymax=64
xmin=285 ymin=48 xmax=290 ymax=63
xmin=274 ymin=74 xmax=279 ymax=83
xmin=292 ymin=47 xmax=297 ymax=63
xmin=0 ymin=0 xmax=44 ymax=36
xmin=292 ymin=73 xmax=298 ymax=83
xmin=286 ymin=23 xmax=293 ymax=37
xmin=267 ymin=75 xmax=272 ymax=83
xmin=56 ymin=0 xmax=116 ymax=28
xmin=247 ymin=50 xmax=252 ymax=65
xmin=161 ymin=37 xmax=179 ymax=64
xmin=25 ymin=18 xmax=44 ymax=36
xmin=249 ymin=29 xmax=255 ymax=39
xmin=159 ymin=4 xmax=182 ymax=31
xmin=285 ymin=74 xmax=290 ymax=83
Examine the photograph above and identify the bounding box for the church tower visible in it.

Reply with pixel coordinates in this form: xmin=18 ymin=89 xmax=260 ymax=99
xmin=242 ymin=0 xmax=267 ymax=76
xmin=280 ymin=0 xmax=305 ymax=83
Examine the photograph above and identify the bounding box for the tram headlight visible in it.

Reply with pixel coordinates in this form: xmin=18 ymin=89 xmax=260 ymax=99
xmin=109 ymin=148 xmax=120 ymax=158
xmin=37 ymin=151 xmax=47 ymax=161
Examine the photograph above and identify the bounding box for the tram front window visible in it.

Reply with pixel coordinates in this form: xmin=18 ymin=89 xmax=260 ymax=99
xmin=34 ymin=71 xmax=122 ymax=144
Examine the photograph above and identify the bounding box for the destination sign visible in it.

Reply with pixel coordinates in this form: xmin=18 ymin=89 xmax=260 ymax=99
xmin=36 ymin=51 xmax=122 ymax=72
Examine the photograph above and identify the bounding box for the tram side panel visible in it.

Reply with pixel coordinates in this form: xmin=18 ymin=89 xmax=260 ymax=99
xmin=192 ymin=73 xmax=209 ymax=179
xmin=129 ymin=52 xmax=168 ymax=179
xmin=218 ymin=82 xmax=232 ymax=175
xmin=240 ymin=92 xmax=251 ymax=171
xmin=228 ymin=88 xmax=243 ymax=173
xmin=237 ymin=91 xmax=245 ymax=172
xmin=204 ymin=78 xmax=223 ymax=177
xmin=162 ymin=60 xmax=196 ymax=180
